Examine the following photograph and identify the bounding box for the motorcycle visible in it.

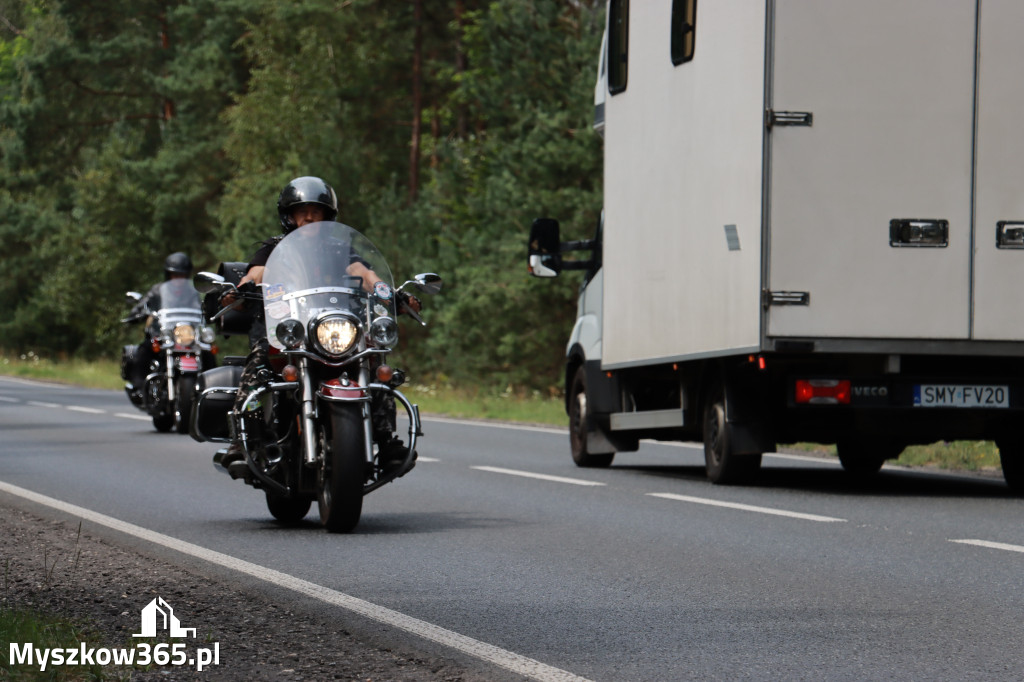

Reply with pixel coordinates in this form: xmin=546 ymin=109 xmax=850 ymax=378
xmin=189 ymin=221 xmax=441 ymax=533
xmin=121 ymin=279 xmax=217 ymax=433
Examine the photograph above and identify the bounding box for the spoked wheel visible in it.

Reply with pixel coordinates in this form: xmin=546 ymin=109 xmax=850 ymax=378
xmin=703 ymin=381 xmax=761 ymax=484
xmin=266 ymin=492 xmax=312 ymax=524
xmin=835 ymin=437 xmax=898 ymax=480
xmin=317 ymin=404 xmax=365 ymax=533
xmin=569 ymin=367 xmax=614 ymax=468
xmin=175 ymin=375 xmax=196 ymax=434
xmin=996 ymin=440 xmax=1024 ymax=495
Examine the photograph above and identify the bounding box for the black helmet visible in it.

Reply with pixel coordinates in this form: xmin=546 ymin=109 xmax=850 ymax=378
xmin=277 ymin=176 xmax=339 ymax=233
xmin=164 ymin=252 xmax=193 ymax=278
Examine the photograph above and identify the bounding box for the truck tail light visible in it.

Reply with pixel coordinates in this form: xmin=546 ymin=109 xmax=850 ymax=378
xmin=795 ymin=379 xmax=851 ymax=405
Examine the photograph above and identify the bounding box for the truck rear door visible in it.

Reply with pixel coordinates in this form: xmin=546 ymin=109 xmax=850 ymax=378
xmin=766 ymin=0 xmax=976 ymax=340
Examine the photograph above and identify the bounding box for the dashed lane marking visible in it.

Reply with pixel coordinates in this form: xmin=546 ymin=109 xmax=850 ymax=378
xmin=472 ymin=466 xmax=606 ymax=487
xmin=647 ymin=492 xmax=847 ymax=523
xmin=67 ymin=406 xmax=106 ymax=415
xmin=950 ymin=539 xmax=1024 ymax=554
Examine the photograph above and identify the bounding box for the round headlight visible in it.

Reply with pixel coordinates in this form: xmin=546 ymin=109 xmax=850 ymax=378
xmin=312 ymin=315 xmax=359 ymax=357
xmin=200 ymin=326 xmax=216 ymax=344
xmin=173 ymin=323 xmax=196 ymax=346
xmin=369 ymin=316 xmax=399 ymax=348
xmin=275 ymin=319 xmax=305 ymax=350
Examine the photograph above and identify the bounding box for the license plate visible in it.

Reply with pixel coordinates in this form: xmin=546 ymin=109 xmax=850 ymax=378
xmin=913 ymin=384 xmax=1009 ymax=408
xmin=178 ymin=356 xmax=199 ymax=372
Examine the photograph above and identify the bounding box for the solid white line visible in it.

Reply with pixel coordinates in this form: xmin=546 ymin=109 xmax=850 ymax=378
xmin=472 ymin=466 xmax=606 ymax=487
xmin=416 ymin=415 xmax=565 ymax=435
xmin=0 ymin=396 xmax=18 ymax=402
xmin=647 ymin=492 xmax=846 ymax=523
xmin=27 ymin=401 xmax=61 ymax=409
xmin=115 ymin=413 xmax=152 ymax=421
xmin=950 ymin=539 xmax=1024 ymax=554
xmin=67 ymin=406 xmax=105 ymax=415
xmin=0 ymin=376 xmax=70 ymax=388
xmin=0 ymin=480 xmax=592 ymax=682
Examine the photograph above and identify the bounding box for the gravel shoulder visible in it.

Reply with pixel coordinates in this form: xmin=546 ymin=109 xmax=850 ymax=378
xmin=0 ymin=499 xmax=499 ymax=681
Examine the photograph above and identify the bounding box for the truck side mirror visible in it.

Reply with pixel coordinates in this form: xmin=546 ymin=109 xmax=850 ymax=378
xmin=528 ymin=218 xmax=563 ymax=278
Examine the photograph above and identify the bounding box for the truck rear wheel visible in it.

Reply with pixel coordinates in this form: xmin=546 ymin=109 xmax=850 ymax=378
xmin=996 ymin=441 xmax=1024 ymax=494
xmin=569 ymin=367 xmax=613 ymax=468
xmin=703 ymin=382 xmax=761 ymax=484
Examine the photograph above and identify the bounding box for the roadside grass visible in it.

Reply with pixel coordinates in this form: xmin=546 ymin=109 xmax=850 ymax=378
xmin=0 ymin=607 xmax=114 ymax=680
xmin=0 ymin=353 xmax=1004 ymax=473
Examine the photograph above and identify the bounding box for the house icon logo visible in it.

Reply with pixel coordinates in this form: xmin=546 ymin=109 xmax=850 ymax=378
xmin=132 ymin=597 xmax=197 ymax=638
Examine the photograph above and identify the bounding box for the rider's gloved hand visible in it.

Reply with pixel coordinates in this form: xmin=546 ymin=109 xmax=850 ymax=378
xmin=396 ymin=291 xmax=422 ymax=315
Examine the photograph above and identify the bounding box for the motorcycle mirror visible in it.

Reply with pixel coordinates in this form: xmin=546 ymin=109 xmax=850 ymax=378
xmin=125 ymin=291 xmax=142 ymax=305
xmin=193 ymin=271 xmax=227 ymax=295
xmin=411 ymin=273 xmax=442 ymax=295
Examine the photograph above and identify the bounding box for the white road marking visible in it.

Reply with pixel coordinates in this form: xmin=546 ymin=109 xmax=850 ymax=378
xmin=950 ymin=539 xmax=1024 ymax=554
xmin=115 ymin=413 xmax=152 ymax=421
xmin=647 ymin=492 xmax=846 ymax=523
xmin=67 ymin=406 xmax=105 ymax=415
xmin=0 ymin=480 xmax=592 ymax=682
xmin=0 ymin=396 xmax=18 ymax=402
xmin=472 ymin=466 xmax=606 ymax=487
xmin=417 ymin=456 xmax=440 ymax=463
xmin=27 ymin=401 xmax=61 ymax=409
xmin=0 ymin=376 xmax=70 ymax=388
xmin=416 ymin=415 xmax=565 ymax=435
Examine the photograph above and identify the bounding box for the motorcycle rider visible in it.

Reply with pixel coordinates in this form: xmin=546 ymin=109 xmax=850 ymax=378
xmin=218 ymin=176 xmax=419 ymax=474
xmin=125 ymin=252 xmax=193 ymax=398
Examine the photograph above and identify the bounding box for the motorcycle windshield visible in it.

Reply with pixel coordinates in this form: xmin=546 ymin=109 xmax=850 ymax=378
xmin=156 ymin=280 xmax=203 ymax=334
xmin=262 ymin=221 xmax=396 ymax=352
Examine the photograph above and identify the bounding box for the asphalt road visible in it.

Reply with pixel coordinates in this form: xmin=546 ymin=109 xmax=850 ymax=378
xmin=2 ymin=375 xmax=1023 ymax=681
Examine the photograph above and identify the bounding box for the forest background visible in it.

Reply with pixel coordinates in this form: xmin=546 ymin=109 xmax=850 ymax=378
xmin=0 ymin=0 xmax=603 ymax=394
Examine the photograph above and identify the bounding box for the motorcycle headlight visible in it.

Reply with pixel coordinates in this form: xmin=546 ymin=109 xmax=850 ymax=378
xmin=311 ymin=314 xmax=359 ymax=358
xmin=369 ymin=316 xmax=399 ymax=348
xmin=173 ymin=323 xmax=196 ymax=346
xmin=200 ymin=326 xmax=216 ymax=344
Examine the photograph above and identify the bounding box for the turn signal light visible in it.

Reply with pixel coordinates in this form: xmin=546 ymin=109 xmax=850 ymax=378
xmin=376 ymin=364 xmax=394 ymax=383
xmin=795 ymin=379 xmax=851 ymax=405
xmin=281 ymin=364 xmax=299 ymax=382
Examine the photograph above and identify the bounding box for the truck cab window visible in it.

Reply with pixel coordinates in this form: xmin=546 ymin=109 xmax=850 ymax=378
xmin=608 ymin=0 xmax=629 ymax=94
xmin=670 ymin=0 xmax=696 ymax=65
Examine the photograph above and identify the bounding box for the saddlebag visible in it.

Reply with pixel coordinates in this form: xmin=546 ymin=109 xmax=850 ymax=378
xmin=189 ymin=364 xmax=243 ymax=443
xmin=202 ymin=261 xmax=255 ymax=338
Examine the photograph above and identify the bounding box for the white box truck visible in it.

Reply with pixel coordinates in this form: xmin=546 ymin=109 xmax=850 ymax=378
xmin=528 ymin=0 xmax=1024 ymax=488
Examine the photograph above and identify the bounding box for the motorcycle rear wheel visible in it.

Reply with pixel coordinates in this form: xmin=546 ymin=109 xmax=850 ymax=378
xmin=317 ymin=404 xmax=365 ymax=533
xmin=152 ymin=413 xmax=174 ymax=432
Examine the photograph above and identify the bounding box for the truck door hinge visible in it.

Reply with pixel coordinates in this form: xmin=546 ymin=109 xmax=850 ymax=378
xmin=766 ymin=110 xmax=813 ymax=129
xmin=763 ymin=290 xmax=810 ymax=308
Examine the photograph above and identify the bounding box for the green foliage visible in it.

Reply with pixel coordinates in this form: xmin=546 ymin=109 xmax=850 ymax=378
xmin=0 ymin=0 xmax=606 ymax=394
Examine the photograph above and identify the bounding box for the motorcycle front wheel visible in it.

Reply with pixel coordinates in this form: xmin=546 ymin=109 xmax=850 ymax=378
xmin=317 ymin=403 xmax=365 ymax=533
xmin=266 ymin=492 xmax=312 ymax=524
xmin=175 ymin=375 xmax=196 ymax=434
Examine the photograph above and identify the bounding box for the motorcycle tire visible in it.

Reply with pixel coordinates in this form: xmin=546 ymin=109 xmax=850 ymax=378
xmin=317 ymin=403 xmax=365 ymax=533
xmin=175 ymin=375 xmax=197 ymax=434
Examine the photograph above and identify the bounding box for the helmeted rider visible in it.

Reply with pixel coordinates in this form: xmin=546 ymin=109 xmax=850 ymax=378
xmin=217 ymin=176 xmax=419 ymax=474
xmin=125 ymin=252 xmax=193 ymax=396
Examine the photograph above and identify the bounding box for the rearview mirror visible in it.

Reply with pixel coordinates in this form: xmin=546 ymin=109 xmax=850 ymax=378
xmin=193 ymin=271 xmax=227 ymax=295
xmin=125 ymin=291 xmax=142 ymax=306
xmin=412 ymin=273 xmax=443 ymax=295
xmin=528 ymin=218 xmax=562 ymax=278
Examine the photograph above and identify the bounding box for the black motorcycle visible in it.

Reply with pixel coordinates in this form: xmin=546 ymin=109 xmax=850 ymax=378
xmin=122 ymin=279 xmax=216 ymax=433
xmin=189 ymin=221 xmax=441 ymax=532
